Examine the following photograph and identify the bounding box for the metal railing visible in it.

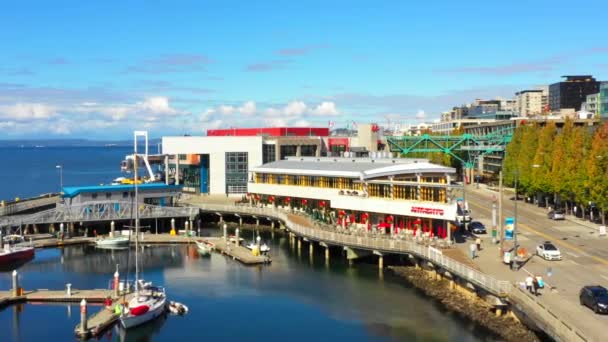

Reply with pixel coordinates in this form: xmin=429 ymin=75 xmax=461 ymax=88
xmin=0 ymin=201 xmax=197 ymax=227
xmin=192 ymin=203 xmax=511 ymax=296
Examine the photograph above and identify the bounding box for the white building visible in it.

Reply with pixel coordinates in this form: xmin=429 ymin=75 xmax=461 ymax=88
xmin=515 ymin=89 xmax=546 ymax=117
xmin=248 ymin=156 xmax=458 ymax=236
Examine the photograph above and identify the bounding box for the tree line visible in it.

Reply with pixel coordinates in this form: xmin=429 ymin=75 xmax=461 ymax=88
xmin=502 ymin=119 xmax=608 ymax=224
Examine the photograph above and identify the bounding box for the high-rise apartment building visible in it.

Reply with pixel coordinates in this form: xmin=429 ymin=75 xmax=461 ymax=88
xmin=515 ymin=89 xmax=545 ymax=116
xmin=600 ymin=83 xmax=608 ymax=118
xmin=549 ymin=75 xmax=599 ymax=112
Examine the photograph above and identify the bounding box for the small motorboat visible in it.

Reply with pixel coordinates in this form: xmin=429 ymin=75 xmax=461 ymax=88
xmin=2 ymin=235 xmax=25 ymax=244
xmin=195 ymin=241 xmax=211 ymax=256
xmin=167 ymin=301 xmax=189 ymax=315
xmin=0 ymin=244 xmax=35 ymax=264
xmin=96 ymin=236 xmax=130 ymax=247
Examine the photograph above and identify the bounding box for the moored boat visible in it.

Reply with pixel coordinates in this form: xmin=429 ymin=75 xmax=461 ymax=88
xmin=0 ymin=245 xmax=35 ymax=264
xmin=119 ymin=139 xmax=167 ymax=330
xmin=95 ymin=236 xmax=130 ymax=247
xmin=195 ymin=241 xmax=211 ymax=256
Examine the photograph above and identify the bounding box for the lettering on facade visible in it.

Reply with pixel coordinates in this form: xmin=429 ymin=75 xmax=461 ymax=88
xmin=410 ymin=206 xmax=444 ymax=216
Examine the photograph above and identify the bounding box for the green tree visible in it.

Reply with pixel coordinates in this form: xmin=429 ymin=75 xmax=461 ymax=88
xmin=571 ymin=126 xmax=592 ymax=218
xmin=586 ymin=122 xmax=608 ymax=224
xmin=531 ymin=122 xmax=557 ymax=205
xmin=515 ymin=124 xmax=539 ymax=195
xmin=503 ymin=125 xmax=524 ymax=186
xmin=551 ymin=119 xmax=573 ymax=211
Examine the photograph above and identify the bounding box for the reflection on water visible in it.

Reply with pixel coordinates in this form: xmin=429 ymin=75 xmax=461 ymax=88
xmin=0 ymin=231 xmax=498 ymax=341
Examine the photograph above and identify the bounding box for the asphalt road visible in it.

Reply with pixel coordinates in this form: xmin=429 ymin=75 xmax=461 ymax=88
xmin=461 ymin=184 xmax=608 ymax=341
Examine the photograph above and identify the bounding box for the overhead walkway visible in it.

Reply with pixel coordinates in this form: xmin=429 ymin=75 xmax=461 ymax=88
xmin=386 ymin=127 xmax=514 ymax=169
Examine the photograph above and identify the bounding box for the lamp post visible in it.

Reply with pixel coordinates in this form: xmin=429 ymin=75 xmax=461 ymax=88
xmin=513 ymin=170 xmax=519 ymax=265
xmin=56 ymin=165 xmax=63 ymax=193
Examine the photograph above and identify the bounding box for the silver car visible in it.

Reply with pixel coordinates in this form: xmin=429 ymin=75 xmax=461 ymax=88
xmin=548 ymin=210 xmax=565 ymax=220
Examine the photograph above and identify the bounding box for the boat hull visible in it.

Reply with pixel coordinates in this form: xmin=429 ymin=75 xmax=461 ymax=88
xmin=0 ymin=247 xmax=35 ymax=264
xmin=120 ymin=297 xmax=166 ymax=329
xmin=95 ymin=237 xmax=130 ymax=246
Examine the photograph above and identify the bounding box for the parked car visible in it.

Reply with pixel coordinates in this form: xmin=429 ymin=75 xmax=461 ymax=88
xmin=579 ymin=285 xmax=608 ymax=314
xmin=468 ymin=221 xmax=487 ymax=234
xmin=547 ymin=209 xmax=565 ymax=220
xmin=536 ymin=242 xmax=562 ymax=260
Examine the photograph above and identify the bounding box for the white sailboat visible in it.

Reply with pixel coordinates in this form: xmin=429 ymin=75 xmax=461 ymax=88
xmin=120 ymin=141 xmax=167 ymax=329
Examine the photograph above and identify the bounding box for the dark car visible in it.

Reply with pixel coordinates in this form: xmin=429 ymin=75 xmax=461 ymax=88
xmin=547 ymin=209 xmax=565 ymax=220
xmin=579 ymin=285 xmax=608 ymax=314
xmin=468 ymin=221 xmax=486 ymax=234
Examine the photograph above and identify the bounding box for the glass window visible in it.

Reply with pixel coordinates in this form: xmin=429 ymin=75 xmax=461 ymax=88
xmin=225 ymin=152 xmax=248 ymax=194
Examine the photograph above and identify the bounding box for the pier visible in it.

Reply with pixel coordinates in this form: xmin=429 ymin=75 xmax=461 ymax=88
xmin=207 ymin=238 xmax=271 ymax=265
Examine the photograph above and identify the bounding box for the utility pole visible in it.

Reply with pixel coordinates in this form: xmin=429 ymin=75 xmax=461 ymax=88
xmin=513 ymin=171 xmax=519 ymax=257
xmin=499 ymin=171 xmax=504 ymax=257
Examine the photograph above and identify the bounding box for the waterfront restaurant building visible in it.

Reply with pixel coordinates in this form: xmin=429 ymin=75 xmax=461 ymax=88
xmin=248 ymin=157 xmax=458 ymax=237
xmin=61 ymin=183 xmax=183 ymax=206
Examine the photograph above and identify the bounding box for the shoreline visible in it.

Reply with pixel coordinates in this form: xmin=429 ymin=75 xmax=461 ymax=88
xmin=388 ymin=265 xmax=541 ymax=342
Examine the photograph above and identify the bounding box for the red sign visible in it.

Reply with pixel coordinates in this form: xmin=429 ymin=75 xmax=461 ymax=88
xmin=411 ymin=206 xmax=444 ymax=216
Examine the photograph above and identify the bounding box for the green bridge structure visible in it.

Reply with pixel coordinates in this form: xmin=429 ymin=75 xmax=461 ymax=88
xmin=386 ymin=126 xmax=514 ymax=177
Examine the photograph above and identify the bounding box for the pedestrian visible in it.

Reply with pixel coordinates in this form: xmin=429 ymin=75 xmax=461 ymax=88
xmin=532 ymin=276 xmax=539 ymax=296
xmin=525 ymin=275 xmax=534 ymax=294
xmin=469 ymin=242 xmax=477 ymax=259
xmin=536 ymin=275 xmax=544 ymax=294
xmin=475 ymin=237 xmax=481 ymax=251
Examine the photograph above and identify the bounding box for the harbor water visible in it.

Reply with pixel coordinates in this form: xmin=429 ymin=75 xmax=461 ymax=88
xmin=0 ymin=146 xmax=498 ymax=341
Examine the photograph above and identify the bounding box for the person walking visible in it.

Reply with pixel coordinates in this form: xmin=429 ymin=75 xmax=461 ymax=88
xmin=532 ymin=276 xmax=539 ymax=296
xmin=525 ymin=275 xmax=534 ymax=294
xmin=535 ymin=275 xmax=544 ymax=295
xmin=469 ymin=242 xmax=477 ymax=259
xmin=475 ymin=237 xmax=481 ymax=251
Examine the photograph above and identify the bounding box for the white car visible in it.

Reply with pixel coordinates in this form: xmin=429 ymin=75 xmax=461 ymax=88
xmin=536 ymin=242 xmax=562 ymax=261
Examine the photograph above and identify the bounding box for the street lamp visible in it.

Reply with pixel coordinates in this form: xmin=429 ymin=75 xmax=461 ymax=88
xmin=56 ymin=165 xmax=63 ymax=193
xmin=513 ymin=170 xmax=519 ymax=270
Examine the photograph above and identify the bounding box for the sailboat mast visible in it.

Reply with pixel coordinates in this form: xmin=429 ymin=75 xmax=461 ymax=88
xmin=134 ymin=146 xmax=140 ymax=298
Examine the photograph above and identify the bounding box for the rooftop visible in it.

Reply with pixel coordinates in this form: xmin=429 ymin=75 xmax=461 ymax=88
xmin=252 ymin=157 xmax=455 ymax=180
xmin=62 ymin=183 xmax=183 ymax=198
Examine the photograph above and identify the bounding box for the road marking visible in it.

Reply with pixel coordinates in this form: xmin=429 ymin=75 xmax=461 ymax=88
xmin=566 ymin=251 xmax=579 ymax=258
xmin=467 ymin=199 xmax=608 ymax=266
xmin=601 ymin=275 xmax=608 ymax=282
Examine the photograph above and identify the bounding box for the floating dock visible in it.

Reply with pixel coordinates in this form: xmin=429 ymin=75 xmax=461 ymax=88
xmin=207 ymin=238 xmax=271 ymax=265
xmin=0 ymin=288 xmax=133 ymax=339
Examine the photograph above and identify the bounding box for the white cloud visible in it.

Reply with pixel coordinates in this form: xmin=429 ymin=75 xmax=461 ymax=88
xmin=283 ymin=101 xmax=307 ymax=116
xmin=218 ymin=105 xmax=235 ymax=115
xmin=137 ymin=96 xmax=179 ymax=115
xmin=238 ymin=101 xmax=256 ymax=116
xmin=416 ymin=110 xmax=426 ymax=119
xmin=311 ymin=101 xmax=339 ymax=116
xmin=0 ymin=103 xmax=56 ymax=121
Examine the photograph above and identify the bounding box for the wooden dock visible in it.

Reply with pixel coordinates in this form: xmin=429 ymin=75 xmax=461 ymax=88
xmin=207 ymin=238 xmax=271 ymax=265
xmin=0 ymin=288 xmax=133 ymax=339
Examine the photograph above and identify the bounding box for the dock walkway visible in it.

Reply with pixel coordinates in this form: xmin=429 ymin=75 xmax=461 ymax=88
xmin=207 ymin=238 xmax=271 ymax=265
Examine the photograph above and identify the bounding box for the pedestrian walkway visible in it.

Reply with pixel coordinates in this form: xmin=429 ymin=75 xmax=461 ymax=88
xmin=452 ymin=237 xmax=604 ymax=341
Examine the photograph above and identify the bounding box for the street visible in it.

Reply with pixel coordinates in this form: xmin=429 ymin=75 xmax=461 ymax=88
xmin=457 ymin=184 xmax=608 ymax=342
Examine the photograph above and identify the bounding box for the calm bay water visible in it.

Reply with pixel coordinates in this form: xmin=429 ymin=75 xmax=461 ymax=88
xmin=0 ymin=146 xmax=132 ymax=201
xmin=0 ymin=233 xmax=496 ymax=342
xmin=0 ymin=146 xmax=496 ymax=341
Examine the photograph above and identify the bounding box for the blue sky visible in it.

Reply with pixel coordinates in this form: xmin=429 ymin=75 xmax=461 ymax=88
xmin=1 ymin=0 xmax=607 ymax=139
